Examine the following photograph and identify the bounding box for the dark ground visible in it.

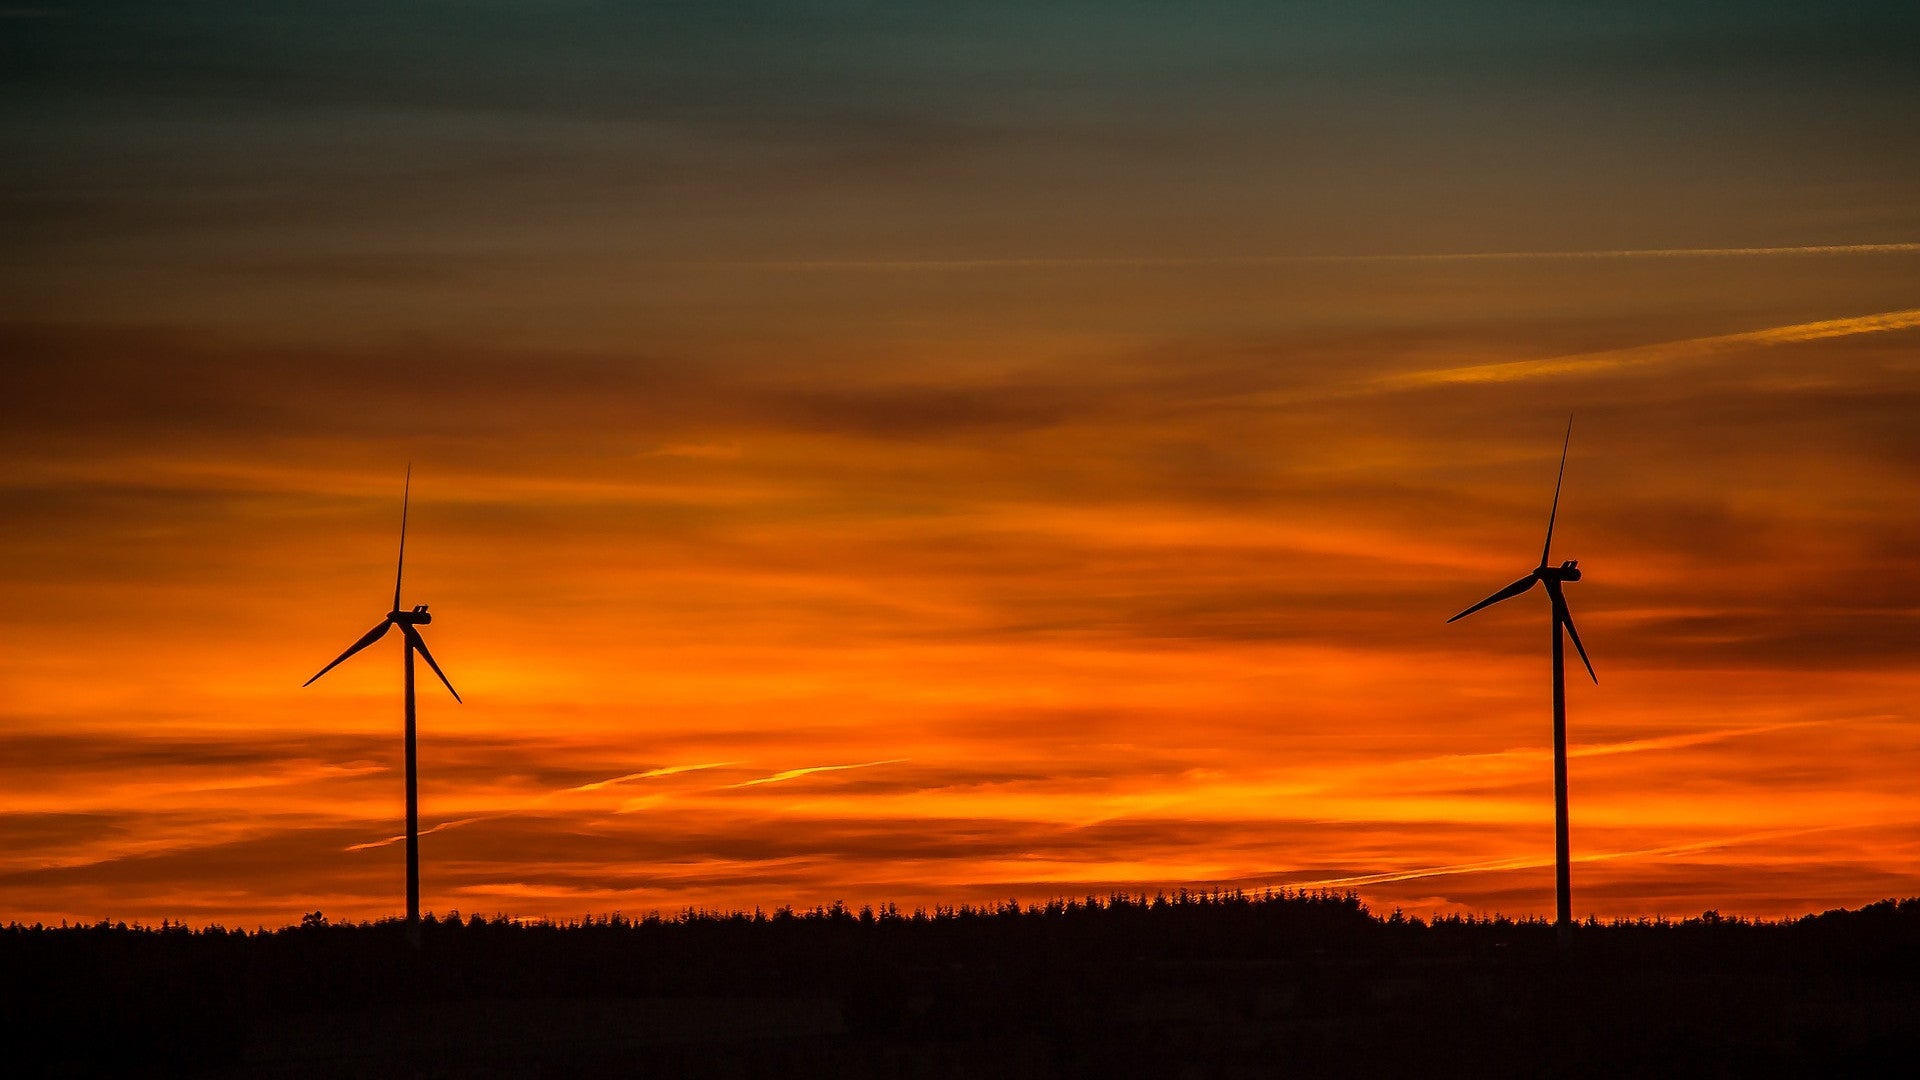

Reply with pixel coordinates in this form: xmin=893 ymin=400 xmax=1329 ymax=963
xmin=6 ymin=891 xmax=1919 ymax=1078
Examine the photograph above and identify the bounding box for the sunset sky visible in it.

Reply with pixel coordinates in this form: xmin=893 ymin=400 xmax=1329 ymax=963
xmin=6 ymin=2 xmax=1920 ymax=928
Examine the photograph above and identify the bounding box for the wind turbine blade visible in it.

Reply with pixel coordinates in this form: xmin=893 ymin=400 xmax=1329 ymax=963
xmin=304 ymin=621 xmax=393 ymax=686
xmin=1447 ymin=573 xmax=1538 ymax=623
xmin=1553 ymin=594 xmax=1598 ymax=683
xmin=1540 ymin=415 xmax=1572 ymax=570
xmin=401 ymin=624 xmax=462 ymax=703
xmin=393 ymin=465 xmax=411 ymax=612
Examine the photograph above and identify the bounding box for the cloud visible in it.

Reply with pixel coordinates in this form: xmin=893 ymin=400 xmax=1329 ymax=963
xmin=1286 ymin=826 xmax=1856 ymax=891
xmin=564 ymin=761 xmax=739 ymax=793
xmin=730 ymin=242 xmax=1920 ymax=272
xmin=725 ymin=759 xmax=909 ymax=789
xmin=332 ymin=760 xmax=747 ymax=850
xmin=344 ymin=817 xmax=482 ymax=853
xmin=1379 ymin=308 xmax=1920 ymax=389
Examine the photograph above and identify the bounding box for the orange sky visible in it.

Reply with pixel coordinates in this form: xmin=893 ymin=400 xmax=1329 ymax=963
xmin=5 ymin=4 xmax=1920 ymax=927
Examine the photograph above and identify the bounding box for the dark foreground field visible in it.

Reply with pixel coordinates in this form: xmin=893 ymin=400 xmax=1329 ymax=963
xmin=7 ymin=892 xmax=1920 ymax=1078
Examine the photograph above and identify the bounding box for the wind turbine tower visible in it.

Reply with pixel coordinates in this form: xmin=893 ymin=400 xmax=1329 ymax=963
xmin=305 ymin=469 xmax=462 ymax=947
xmin=1448 ymin=420 xmax=1596 ymax=949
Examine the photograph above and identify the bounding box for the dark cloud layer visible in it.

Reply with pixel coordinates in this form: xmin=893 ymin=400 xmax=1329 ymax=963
xmin=8 ymin=2 xmax=1918 ymax=321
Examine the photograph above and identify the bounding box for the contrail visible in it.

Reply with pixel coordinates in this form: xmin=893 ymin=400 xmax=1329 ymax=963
xmin=1354 ymin=717 xmax=1855 ymax=785
xmin=1199 ymin=306 xmax=1920 ymax=412
xmin=565 ymin=761 xmax=739 ymax=793
xmin=346 ymin=817 xmax=481 ymax=852
xmin=1380 ymin=307 xmax=1920 ymax=389
xmin=726 ymin=759 xmax=908 ymax=788
xmin=1289 ymin=825 xmax=1855 ymax=890
xmin=340 ymin=761 xmax=738 ymax=851
xmin=339 ymin=758 xmax=905 ymax=849
xmin=724 ymin=242 xmax=1920 ymax=272
xmin=1402 ymin=717 xmax=1860 ymax=773
xmin=1069 ymin=718 xmax=1852 ymax=831
xmin=1567 ymin=718 xmax=1851 ymax=760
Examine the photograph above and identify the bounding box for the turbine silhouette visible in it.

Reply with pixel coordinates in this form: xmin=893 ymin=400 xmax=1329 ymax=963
xmin=1448 ymin=419 xmax=1595 ymax=949
xmin=304 ymin=468 xmax=461 ymax=947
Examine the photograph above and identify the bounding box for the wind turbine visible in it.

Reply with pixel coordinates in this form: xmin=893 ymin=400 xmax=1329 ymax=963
xmin=1447 ymin=420 xmax=1596 ymax=949
xmin=304 ymin=469 xmax=461 ymax=947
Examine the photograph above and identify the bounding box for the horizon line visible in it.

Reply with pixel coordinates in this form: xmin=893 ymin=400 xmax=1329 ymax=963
xmin=13 ymin=887 xmax=1911 ymax=933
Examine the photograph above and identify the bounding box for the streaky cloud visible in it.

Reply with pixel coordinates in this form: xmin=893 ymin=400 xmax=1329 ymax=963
xmin=1226 ymin=718 xmax=1866 ymax=805
xmin=337 ymin=761 xmax=743 ymax=850
xmin=1292 ymin=825 xmax=1859 ymax=890
xmin=1380 ymin=307 xmax=1920 ymax=389
xmin=1565 ymin=718 xmax=1863 ymax=760
xmin=726 ymin=759 xmax=909 ymax=789
xmin=565 ymin=761 xmax=740 ymax=793
xmin=723 ymin=242 xmax=1920 ymax=272
xmin=344 ymin=817 xmax=482 ymax=853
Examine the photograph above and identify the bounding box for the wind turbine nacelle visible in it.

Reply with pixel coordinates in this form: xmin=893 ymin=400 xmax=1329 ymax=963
xmin=1553 ymin=560 xmax=1581 ymax=581
xmin=392 ymin=604 xmax=432 ymax=625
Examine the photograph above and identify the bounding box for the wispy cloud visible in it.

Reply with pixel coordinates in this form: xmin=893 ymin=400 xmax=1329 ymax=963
xmin=564 ymin=762 xmax=739 ymax=793
xmin=339 ymin=762 xmax=741 ymax=851
xmin=1566 ymin=719 xmax=1855 ymax=761
xmin=1379 ymin=308 xmax=1920 ymax=389
xmin=337 ymin=757 xmax=903 ymax=855
xmin=345 ymin=817 xmax=483 ymax=853
xmin=1062 ymin=720 xmax=1861 ymax=830
xmin=723 ymin=242 xmax=1920 ymax=272
xmin=1291 ymin=826 xmax=1857 ymax=890
xmin=1373 ymin=718 xmax=1854 ymax=779
xmin=726 ymin=759 xmax=908 ymax=789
